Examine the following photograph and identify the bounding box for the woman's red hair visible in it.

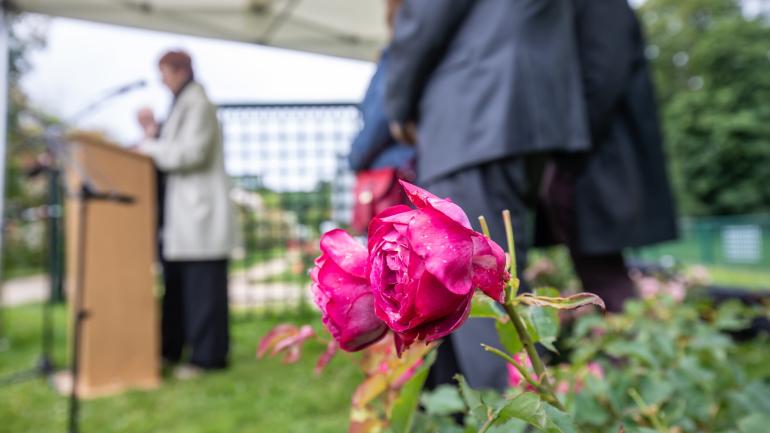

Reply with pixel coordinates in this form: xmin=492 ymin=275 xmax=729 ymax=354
xmin=158 ymin=50 xmax=194 ymax=78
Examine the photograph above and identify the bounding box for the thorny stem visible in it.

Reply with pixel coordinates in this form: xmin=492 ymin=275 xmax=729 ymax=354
xmin=502 ymin=302 xmax=565 ymax=411
xmin=502 ymin=210 xmax=520 ymax=297
xmin=478 ymin=216 xmax=491 ymax=239
xmin=480 ymin=210 xmax=566 ymax=412
xmin=481 ymin=344 xmax=566 ymax=411
xmin=478 ymin=418 xmax=493 ymax=433
xmin=629 ymin=388 xmax=667 ymax=432
xmin=481 ymin=345 xmax=545 ymax=394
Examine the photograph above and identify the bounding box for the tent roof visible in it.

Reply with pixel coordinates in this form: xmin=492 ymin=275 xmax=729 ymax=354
xmin=11 ymin=0 xmax=387 ymax=61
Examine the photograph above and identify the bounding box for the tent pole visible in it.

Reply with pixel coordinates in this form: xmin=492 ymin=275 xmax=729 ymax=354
xmin=0 ymin=3 xmax=9 ymax=344
xmin=0 ymin=5 xmax=9 ymax=286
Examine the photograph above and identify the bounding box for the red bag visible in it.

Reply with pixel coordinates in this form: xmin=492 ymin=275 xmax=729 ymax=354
xmin=351 ymin=167 xmax=406 ymax=234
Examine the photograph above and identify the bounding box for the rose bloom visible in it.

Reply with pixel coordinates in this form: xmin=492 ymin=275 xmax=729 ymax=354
xmin=311 ymin=229 xmax=388 ymax=351
xmin=368 ymin=181 xmax=509 ymax=354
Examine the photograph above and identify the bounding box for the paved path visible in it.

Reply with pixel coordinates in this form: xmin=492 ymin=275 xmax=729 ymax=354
xmin=0 ymin=275 xmax=50 ymax=307
xmin=1 ymin=254 xmax=310 ymax=309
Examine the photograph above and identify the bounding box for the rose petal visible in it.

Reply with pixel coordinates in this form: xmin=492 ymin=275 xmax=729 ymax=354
xmin=398 ymin=180 xmax=440 ymax=209
xmin=333 ymin=292 xmax=388 ymax=351
xmin=412 ymin=271 xmax=469 ymax=325
xmin=319 ymin=229 xmax=368 ymax=278
xmin=401 ymin=295 xmax=472 ymax=347
xmin=399 ymin=180 xmax=472 ymax=229
xmin=407 ymin=209 xmax=474 ymax=296
xmin=368 ymin=206 xmax=415 ymax=252
xmin=316 ymin=258 xmax=369 ymax=300
xmin=471 ymin=235 xmax=508 ymax=303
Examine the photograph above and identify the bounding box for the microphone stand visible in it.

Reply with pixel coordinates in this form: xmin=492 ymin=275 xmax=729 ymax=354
xmin=68 ymin=181 xmax=134 ymax=433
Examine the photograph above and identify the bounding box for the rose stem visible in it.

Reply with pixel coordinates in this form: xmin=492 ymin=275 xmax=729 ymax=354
xmin=481 ymin=344 xmax=548 ymax=395
xmin=478 ymin=215 xmax=491 ymax=239
xmin=502 ymin=210 xmax=520 ymax=296
xmin=502 ymin=302 xmax=565 ymax=410
xmin=500 ymin=210 xmax=564 ymax=410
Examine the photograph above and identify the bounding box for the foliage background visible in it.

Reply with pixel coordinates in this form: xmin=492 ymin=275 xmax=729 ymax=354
xmin=641 ymin=0 xmax=770 ymax=216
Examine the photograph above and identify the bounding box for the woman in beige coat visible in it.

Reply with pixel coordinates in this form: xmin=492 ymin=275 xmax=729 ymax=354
xmin=138 ymin=50 xmax=237 ymax=373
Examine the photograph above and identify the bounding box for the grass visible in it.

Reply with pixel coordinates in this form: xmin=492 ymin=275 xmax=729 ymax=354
xmin=0 ymin=305 xmax=361 ymax=433
xmin=705 ymin=265 xmax=770 ymax=290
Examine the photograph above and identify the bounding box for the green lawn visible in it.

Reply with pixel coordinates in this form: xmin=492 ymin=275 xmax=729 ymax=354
xmin=0 ymin=305 xmax=360 ymax=433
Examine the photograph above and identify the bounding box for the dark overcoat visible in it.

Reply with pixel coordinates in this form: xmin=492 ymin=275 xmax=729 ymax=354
xmin=386 ymin=0 xmax=590 ymax=390
xmin=560 ymin=0 xmax=678 ymax=254
xmin=386 ymin=0 xmax=590 ymax=184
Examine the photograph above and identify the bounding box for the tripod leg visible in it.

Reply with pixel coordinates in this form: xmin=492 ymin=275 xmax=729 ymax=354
xmin=40 ymin=168 xmax=62 ymax=377
xmin=68 ymin=194 xmax=89 ymax=433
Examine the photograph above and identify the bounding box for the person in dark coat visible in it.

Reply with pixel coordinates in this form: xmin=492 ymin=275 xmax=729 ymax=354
xmin=536 ymin=0 xmax=678 ymax=312
xmin=385 ymin=0 xmax=590 ymax=390
xmin=348 ymin=0 xmax=414 ymax=174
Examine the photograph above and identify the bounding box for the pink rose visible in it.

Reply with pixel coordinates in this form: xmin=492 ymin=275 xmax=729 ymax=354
xmin=311 ymin=229 xmax=388 ymax=352
xmin=586 ymin=362 xmax=604 ymax=380
xmin=507 ymin=353 xmax=537 ymax=390
xmin=368 ymin=181 xmax=509 ymax=354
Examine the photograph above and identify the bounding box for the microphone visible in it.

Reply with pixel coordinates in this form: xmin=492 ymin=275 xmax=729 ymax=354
xmin=113 ymin=79 xmax=147 ymax=96
xmin=70 ymin=78 xmax=148 ymax=123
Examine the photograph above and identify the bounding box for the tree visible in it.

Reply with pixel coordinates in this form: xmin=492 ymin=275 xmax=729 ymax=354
xmin=641 ymin=0 xmax=770 ymax=215
xmin=2 ymin=14 xmax=58 ymax=277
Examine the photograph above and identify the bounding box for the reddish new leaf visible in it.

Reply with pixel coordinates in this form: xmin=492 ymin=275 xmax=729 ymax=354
xmin=257 ymin=324 xmax=298 ymax=358
xmin=517 ymin=292 xmax=606 ymax=312
xmin=257 ymin=324 xmax=316 ymax=364
xmin=314 ymin=340 xmax=339 ymax=375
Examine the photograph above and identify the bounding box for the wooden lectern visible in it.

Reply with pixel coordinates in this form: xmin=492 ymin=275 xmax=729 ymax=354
xmin=63 ymin=131 xmax=160 ymax=398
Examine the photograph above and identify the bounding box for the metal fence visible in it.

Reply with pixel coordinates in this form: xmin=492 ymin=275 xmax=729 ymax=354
xmin=219 ymin=103 xmax=770 ymax=311
xmin=630 ymin=215 xmax=770 ymax=271
xmin=218 ymin=103 xmax=359 ymax=312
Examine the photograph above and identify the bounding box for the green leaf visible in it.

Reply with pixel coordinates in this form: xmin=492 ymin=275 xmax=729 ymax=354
xmin=543 ymin=404 xmax=580 ymax=433
xmin=571 ymin=314 xmax=605 ymax=339
xmin=639 ymin=375 xmax=674 ymax=407
xmin=534 ymin=287 xmax=561 ymax=298
xmin=574 ymin=394 xmax=610 ymax=427
xmin=738 ymin=413 xmax=770 ymax=433
xmin=518 ymin=306 xmax=541 ymax=344
xmin=604 ymin=341 xmax=658 ymax=368
xmin=635 ymin=428 xmax=662 ymax=433
xmin=470 ymin=294 xmax=505 ymax=319
xmin=455 ymin=374 xmax=489 ymax=425
xmin=530 ymin=306 xmax=559 ymax=353
xmin=491 ymin=392 xmax=547 ymax=429
xmin=714 ymin=300 xmax=753 ymax=331
xmin=495 ymin=320 xmax=523 ymax=355
xmin=731 ymin=382 xmax=770 ymax=415
xmin=420 ymin=385 xmax=466 ymax=417
xmin=487 ymin=418 xmax=528 ymax=433
xmin=388 ymin=350 xmax=436 ymax=433
xmin=517 ymin=292 xmax=606 ymax=311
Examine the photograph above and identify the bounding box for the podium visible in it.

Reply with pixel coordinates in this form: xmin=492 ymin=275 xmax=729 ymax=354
xmin=62 ymin=131 xmax=160 ymax=398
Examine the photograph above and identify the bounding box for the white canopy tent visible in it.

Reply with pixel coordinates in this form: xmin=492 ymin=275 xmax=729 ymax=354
xmin=10 ymin=0 xmax=387 ymax=61
xmin=0 ymin=0 xmax=388 ymax=273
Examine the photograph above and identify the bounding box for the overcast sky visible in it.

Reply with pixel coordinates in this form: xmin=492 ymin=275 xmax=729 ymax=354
xmin=20 ymin=16 xmax=375 ymax=144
